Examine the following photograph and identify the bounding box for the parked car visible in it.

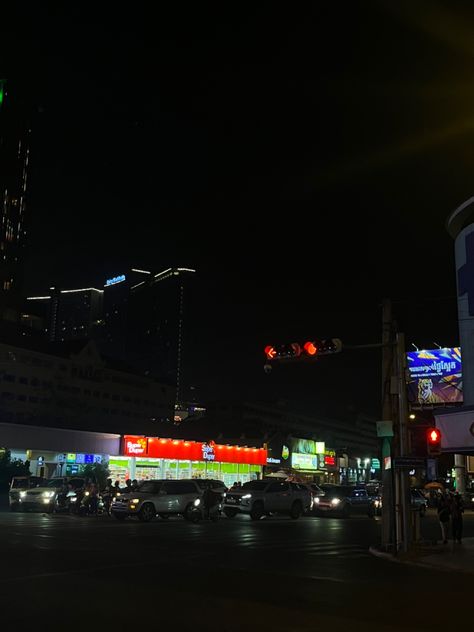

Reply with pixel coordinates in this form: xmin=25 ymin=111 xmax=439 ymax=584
xmin=315 ymin=485 xmax=374 ymax=518
xmin=9 ymin=476 xmax=46 ymax=510
xmin=300 ymin=483 xmax=324 ymax=515
xmin=111 ymin=479 xmax=208 ymax=522
xmin=372 ymin=487 xmax=428 ymax=516
xmin=15 ymin=477 xmax=85 ymax=512
xmin=222 ymin=480 xmax=312 ymax=520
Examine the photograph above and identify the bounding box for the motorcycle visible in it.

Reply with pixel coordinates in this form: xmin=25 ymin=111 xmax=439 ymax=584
xmin=77 ymin=491 xmax=105 ymax=516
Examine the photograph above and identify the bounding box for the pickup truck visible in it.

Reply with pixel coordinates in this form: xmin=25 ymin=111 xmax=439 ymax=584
xmin=222 ymin=479 xmax=312 ymax=520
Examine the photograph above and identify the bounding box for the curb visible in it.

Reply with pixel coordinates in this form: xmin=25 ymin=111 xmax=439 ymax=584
xmin=369 ymin=545 xmax=474 ymax=575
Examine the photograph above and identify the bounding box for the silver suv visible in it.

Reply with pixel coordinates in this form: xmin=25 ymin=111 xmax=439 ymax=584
xmin=111 ymin=479 xmax=209 ymax=522
xmin=222 ymin=480 xmax=312 ymax=520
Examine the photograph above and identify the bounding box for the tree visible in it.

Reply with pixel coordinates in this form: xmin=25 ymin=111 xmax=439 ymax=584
xmin=0 ymin=448 xmax=31 ymax=492
xmin=82 ymin=462 xmax=110 ymax=489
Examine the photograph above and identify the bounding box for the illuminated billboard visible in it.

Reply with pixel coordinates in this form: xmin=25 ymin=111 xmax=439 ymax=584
xmin=406 ymin=347 xmax=462 ymax=407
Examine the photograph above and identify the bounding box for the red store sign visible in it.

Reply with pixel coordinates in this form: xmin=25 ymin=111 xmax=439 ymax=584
xmin=123 ymin=435 xmax=267 ymax=466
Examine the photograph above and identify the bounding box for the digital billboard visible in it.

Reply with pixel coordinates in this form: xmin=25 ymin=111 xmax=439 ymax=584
xmin=406 ymin=347 xmax=462 ymax=407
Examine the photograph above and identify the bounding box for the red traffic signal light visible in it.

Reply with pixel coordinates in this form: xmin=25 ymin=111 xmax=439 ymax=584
xmin=303 ymin=338 xmax=342 ymax=356
xmin=264 ymin=343 xmax=301 ymax=361
xmin=303 ymin=341 xmax=318 ymax=356
xmin=426 ymin=427 xmax=441 ymax=456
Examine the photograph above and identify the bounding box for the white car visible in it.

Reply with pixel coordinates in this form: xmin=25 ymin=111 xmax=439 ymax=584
xmin=16 ymin=477 xmax=84 ymax=512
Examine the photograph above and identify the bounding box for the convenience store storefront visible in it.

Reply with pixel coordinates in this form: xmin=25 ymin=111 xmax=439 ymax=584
xmin=108 ymin=435 xmax=267 ymax=488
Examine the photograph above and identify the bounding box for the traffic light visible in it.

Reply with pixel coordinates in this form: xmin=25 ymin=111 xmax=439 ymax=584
xmin=426 ymin=427 xmax=442 ymax=456
xmin=264 ymin=338 xmax=342 ymax=362
xmin=264 ymin=343 xmax=301 ymax=361
xmin=302 ymin=338 xmax=342 ymax=356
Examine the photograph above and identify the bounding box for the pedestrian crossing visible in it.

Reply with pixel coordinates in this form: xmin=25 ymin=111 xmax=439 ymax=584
xmin=181 ymin=531 xmax=369 ymax=559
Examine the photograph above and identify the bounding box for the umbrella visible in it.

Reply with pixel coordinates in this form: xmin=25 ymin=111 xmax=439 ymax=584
xmin=424 ymin=482 xmax=444 ymax=490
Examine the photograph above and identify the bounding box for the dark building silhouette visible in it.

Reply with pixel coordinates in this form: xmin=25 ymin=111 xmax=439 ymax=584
xmin=0 ymin=80 xmax=31 ymax=323
xmin=24 ymin=267 xmax=196 ymax=407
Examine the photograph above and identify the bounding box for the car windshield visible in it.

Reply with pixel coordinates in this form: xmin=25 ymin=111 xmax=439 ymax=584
xmin=46 ymin=479 xmax=64 ymax=488
xmin=322 ymin=486 xmax=352 ymax=497
xmin=241 ymin=481 xmax=269 ymax=491
xmin=11 ymin=479 xmax=28 ymax=489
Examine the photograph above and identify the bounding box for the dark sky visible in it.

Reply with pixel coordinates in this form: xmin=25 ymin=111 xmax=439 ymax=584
xmin=1 ymin=2 xmax=472 ymax=418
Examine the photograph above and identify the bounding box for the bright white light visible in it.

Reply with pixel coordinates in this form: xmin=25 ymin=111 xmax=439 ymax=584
xmin=42 ymin=491 xmax=55 ymax=498
xmin=20 ymin=491 xmax=26 ymax=498
xmin=242 ymin=494 xmax=252 ymax=499
xmin=193 ymin=498 xmax=201 ymax=506
xmin=154 ymin=268 xmax=172 ymax=279
xmin=331 ymin=498 xmax=341 ymax=506
xmin=61 ymin=288 xmax=103 ymax=294
xmin=313 ymin=497 xmax=320 ymax=504
xmin=26 ymin=296 xmax=51 ymax=300
xmin=132 ymin=499 xmax=140 ymax=504
xmin=177 ymin=267 xmax=196 ymax=273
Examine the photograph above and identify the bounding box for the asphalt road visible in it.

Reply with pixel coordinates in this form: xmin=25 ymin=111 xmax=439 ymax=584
xmin=1 ymin=508 xmax=473 ymax=631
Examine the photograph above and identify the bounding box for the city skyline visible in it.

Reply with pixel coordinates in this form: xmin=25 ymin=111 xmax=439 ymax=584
xmin=1 ymin=4 xmax=471 ymax=418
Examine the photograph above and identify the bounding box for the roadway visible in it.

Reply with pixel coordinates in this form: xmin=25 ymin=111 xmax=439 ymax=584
xmin=1 ymin=508 xmax=473 ymax=631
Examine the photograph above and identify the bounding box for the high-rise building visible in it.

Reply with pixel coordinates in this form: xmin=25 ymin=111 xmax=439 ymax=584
xmin=24 ymin=267 xmax=196 ymax=405
xmin=25 ymin=287 xmax=103 ymax=342
xmin=0 ymin=80 xmax=31 ymax=322
xmin=103 ymin=267 xmax=196 ymax=401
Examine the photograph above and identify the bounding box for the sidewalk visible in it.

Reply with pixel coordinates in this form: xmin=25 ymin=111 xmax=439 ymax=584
xmin=370 ymin=537 xmax=474 ymax=574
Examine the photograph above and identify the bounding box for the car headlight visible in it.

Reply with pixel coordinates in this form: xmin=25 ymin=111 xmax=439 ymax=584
xmin=20 ymin=491 xmax=27 ymax=498
xmin=70 ymin=497 xmax=77 ymax=503
xmin=84 ymin=491 xmax=90 ymax=497
xmin=313 ymin=497 xmax=320 ymax=505
xmin=471 ymin=497 xmax=474 ymax=503
xmin=223 ymin=492 xmax=226 ymax=497
xmin=242 ymin=494 xmax=252 ymax=499
xmin=193 ymin=498 xmax=201 ymax=507
xmin=132 ymin=499 xmax=140 ymax=504
xmin=331 ymin=498 xmax=341 ymax=506
xmin=43 ymin=491 xmax=55 ymax=498
xmin=374 ymin=500 xmax=381 ymax=508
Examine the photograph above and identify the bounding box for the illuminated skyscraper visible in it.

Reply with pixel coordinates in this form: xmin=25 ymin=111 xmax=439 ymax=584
xmin=0 ymin=80 xmax=31 ymax=322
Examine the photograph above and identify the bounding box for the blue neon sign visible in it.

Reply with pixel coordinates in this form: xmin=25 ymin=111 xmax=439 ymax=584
xmin=105 ymin=274 xmax=126 ymax=286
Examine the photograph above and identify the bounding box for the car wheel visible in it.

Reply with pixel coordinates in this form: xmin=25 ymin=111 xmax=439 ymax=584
xmin=250 ymin=502 xmax=264 ymax=521
xmin=184 ymin=503 xmax=201 ymax=523
xmin=159 ymin=513 xmax=170 ymax=519
xmin=224 ymin=508 xmax=238 ymax=519
xmin=112 ymin=512 xmax=127 ymax=521
xmin=138 ymin=503 xmax=155 ymax=522
xmin=290 ymin=501 xmax=302 ymax=520
xmin=342 ymin=505 xmax=351 ymax=518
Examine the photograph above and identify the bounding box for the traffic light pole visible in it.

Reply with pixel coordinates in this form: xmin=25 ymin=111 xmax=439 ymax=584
xmin=396 ymin=332 xmax=411 ymax=554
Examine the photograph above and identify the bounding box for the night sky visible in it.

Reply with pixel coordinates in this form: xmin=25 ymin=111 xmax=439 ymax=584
xmin=1 ymin=3 xmax=472 ymax=419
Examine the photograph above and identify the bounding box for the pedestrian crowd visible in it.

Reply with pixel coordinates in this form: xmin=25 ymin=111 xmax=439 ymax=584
xmin=437 ymin=491 xmax=464 ymax=544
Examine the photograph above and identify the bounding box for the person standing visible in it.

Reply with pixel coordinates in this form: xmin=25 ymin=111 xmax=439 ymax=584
xmin=451 ymin=493 xmax=464 ymax=544
xmin=437 ymin=493 xmax=451 ymax=544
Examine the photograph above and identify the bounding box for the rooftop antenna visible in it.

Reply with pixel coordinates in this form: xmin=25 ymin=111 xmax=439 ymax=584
xmin=411 ymin=343 xmax=419 ymax=351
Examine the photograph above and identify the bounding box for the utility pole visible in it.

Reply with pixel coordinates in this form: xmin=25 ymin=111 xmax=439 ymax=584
xmin=395 ymin=332 xmax=411 ymax=553
xmin=381 ymin=298 xmax=396 ymax=551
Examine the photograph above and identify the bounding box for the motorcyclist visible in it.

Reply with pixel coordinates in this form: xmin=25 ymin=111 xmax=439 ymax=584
xmin=202 ymin=482 xmax=222 ymax=521
xmin=102 ymin=478 xmax=114 ymax=514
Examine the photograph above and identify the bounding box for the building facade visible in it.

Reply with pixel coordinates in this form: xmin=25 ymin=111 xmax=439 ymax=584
xmin=0 ymin=338 xmax=174 ymax=435
xmin=0 ymin=80 xmax=31 ymax=322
